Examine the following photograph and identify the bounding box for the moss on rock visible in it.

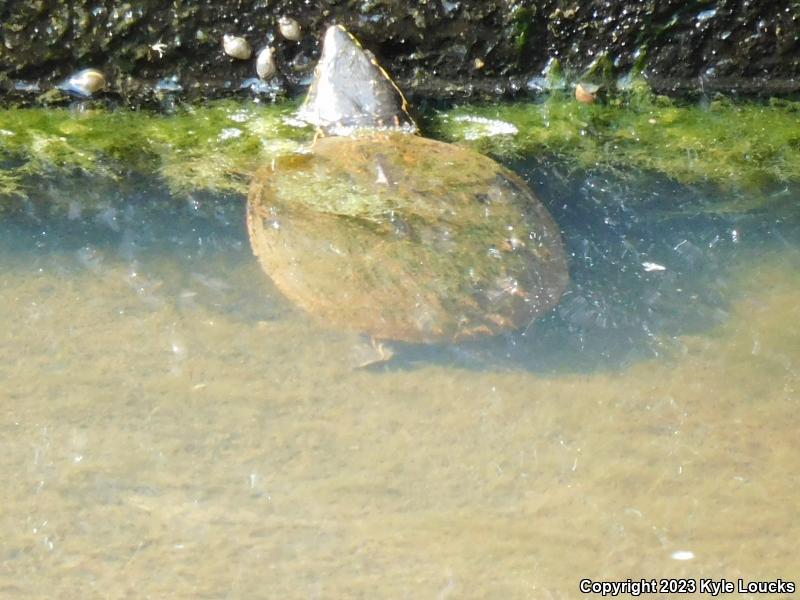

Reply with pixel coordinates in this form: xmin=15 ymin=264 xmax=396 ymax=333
xmin=0 ymin=100 xmax=308 ymax=201
xmin=1 ymin=90 xmax=799 ymax=212
xmin=433 ymin=90 xmax=800 ymax=205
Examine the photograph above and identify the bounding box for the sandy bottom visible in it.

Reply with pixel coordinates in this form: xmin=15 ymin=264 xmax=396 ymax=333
xmin=0 ymin=233 xmax=798 ymax=599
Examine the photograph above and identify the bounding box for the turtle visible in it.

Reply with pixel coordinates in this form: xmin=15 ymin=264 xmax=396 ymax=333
xmin=246 ymin=25 xmax=569 ymax=345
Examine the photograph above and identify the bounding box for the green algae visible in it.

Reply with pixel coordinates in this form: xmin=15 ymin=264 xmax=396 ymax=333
xmin=1 ymin=92 xmax=799 ymax=211
xmin=432 ymin=91 xmax=800 ymax=206
xmin=0 ymin=170 xmax=23 ymax=198
xmin=0 ymin=100 xmax=309 ymax=202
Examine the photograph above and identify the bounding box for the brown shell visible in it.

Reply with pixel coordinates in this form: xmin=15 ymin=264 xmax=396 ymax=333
xmin=247 ymin=132 xmax=569 ymax=343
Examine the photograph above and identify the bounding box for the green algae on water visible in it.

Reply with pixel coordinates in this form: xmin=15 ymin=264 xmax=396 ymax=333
xmin=432 ymin=92 xmax=800 ymax=204
xmin=0 ymin=100 xmax=309 ymax=201
xmin=1 ymin=93 xmax=800 ymax=209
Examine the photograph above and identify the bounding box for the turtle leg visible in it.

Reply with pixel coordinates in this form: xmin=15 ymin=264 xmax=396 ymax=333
xmin=353 ymin=336 xmax=395 ymax=369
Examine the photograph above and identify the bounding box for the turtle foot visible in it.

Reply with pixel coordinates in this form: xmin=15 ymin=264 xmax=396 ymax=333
xmin=351 ymin=336 xmax=395 ymax=369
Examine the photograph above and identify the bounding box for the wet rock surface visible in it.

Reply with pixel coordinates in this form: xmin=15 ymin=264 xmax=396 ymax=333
xmin=1 ymin=0 xmax=798 ymax=107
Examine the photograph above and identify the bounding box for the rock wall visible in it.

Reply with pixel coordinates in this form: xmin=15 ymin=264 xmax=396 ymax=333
xmin=1 ymin=0 xmax=798 ymax=106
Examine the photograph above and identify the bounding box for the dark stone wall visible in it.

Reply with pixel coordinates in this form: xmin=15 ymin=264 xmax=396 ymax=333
xmin=1 ymin=0 xmax=798 ymax=106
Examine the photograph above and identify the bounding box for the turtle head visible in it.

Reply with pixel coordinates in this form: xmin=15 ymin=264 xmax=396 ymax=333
xmin=297 ymin=25 xmax=417 ymax=136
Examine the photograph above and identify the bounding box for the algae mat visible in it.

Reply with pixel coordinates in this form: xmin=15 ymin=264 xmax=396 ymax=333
xmin=2 ymin=94 xmax=800 ymax=209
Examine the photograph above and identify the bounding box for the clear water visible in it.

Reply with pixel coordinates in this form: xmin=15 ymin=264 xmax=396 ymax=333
xmin=1 ymin=155 xmax=798 ymax=597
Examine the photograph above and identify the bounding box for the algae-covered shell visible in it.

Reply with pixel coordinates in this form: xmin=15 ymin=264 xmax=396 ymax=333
xmin=247 ymin=132 xmax=569 ymax=343
xmin=247 ymin=24 xmax=568 ymax=343
xmin=256 ymin=47 xmax=277 ymax=80
xmin=58 ymin=68 xmax=106 ymax=97
xmin=223 ymin=35 xmax=252 ymax=60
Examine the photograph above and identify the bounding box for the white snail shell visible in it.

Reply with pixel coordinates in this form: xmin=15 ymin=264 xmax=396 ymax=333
xmin=278 ymin=16 xmax=302 ymax=41
xmin=575 ymin=82 xmax=600 ymax=104
xmin=223 ymin=34 xmax=253 ymax=60
xmin=256 ymin=47 xmax=277 ymax=80
xmin=58 ymin=68 xmax=106 ymax=97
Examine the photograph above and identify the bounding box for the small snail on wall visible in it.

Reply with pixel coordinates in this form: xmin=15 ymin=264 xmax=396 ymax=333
xmin=256 ymin=47 xmax=277 ymax=80
xmin=58 ymin=69 xmax=107 ymax=97
xmin=223 ymin=35 xmax=253 ymax=60
xmin=278 ymin=17 xmax=302 ymax=41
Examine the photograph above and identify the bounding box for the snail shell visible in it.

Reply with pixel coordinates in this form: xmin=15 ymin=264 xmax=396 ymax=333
xmin=223 ymin=35 xmax=252 ymax=60
xmin=575 ymin=82 xmax=600 ymax=104
xmin=278 ymin=16 xmax=302 ymax=41
xmin=256 ymin=47 xmax=277 ymax=80
xmin=58 ymin=68 xmax=106 ymax=98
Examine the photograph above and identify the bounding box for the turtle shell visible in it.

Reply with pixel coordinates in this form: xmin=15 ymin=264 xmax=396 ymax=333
xmin=247 ymin=132 xmax=569 ymax=343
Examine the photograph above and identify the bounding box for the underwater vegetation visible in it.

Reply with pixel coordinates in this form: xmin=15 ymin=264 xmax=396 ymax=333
xmin=1 ymin=88 xmax=799 ymax=212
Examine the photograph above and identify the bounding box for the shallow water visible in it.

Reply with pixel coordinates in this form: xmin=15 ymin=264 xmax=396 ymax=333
xmin=1 ymin=155 xmax=798 ymax=598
